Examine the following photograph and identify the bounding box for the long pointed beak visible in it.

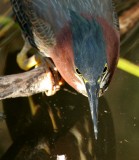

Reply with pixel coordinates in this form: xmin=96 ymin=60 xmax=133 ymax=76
xmin=85 ymin=82 xmax=99 ymax=139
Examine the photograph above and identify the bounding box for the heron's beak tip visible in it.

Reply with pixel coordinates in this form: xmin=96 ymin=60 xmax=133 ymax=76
xmin=85 ymin=82 xmax=99 ymax=140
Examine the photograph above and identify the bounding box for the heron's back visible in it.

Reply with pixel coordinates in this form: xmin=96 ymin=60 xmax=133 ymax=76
xmin=10 ymin=0 xmax=118 ymax=49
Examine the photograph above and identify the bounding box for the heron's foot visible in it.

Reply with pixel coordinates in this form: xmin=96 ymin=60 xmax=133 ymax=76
xmin=17 ymin=42 xmax=63 ymax=96
xmin=43 ymin=58 xmax=64 ymax=96
xmin=16 ymin=42 xmax=39 ymax=71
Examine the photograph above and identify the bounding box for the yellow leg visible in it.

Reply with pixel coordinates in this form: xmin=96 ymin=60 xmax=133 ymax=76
xmin=17 ymin=41 xmax=63 ymax=96
xmin=16 ymin=41 xmax=38 ymax=71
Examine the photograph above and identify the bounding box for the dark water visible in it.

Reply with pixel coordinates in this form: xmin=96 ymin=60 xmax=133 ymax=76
xmin=0 ymin=0 xmax=139 ymax=160
xmin=105 ymin=22 xmax=139 ymax=160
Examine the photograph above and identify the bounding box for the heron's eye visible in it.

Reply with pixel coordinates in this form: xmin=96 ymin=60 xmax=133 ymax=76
xmin=103 ymin=64 xmax=108 ymax=73
xmin=99 ymin=63 xmax=108 ymax=84
xmin=76 ymin=68 xmax=81 ymax=75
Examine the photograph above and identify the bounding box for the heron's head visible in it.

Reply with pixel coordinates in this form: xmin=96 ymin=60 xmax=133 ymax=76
xmin=52 ymin=11 xmax=119 ymax=139
xmin=70 ymin=11 xmax=110 ymax=138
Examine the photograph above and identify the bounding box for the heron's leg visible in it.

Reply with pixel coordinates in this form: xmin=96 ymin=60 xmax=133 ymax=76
xmin=16 ymin=41 xmax=39 ymax=71
xmin=17 ymin=41 xmax=63 ymax=96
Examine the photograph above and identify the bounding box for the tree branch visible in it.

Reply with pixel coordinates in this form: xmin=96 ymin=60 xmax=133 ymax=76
xmin=0 ymin=64 xmax=62 ymax=100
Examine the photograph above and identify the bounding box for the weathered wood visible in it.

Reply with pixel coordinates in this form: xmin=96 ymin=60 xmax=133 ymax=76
xmin=0 ymin=64 xmax=61 ymax=100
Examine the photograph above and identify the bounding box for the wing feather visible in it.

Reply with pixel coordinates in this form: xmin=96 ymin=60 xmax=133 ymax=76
xmin=10 ymin=0 xmax=119 ymax=52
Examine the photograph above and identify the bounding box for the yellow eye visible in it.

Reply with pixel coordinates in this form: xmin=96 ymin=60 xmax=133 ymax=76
xmin=75 ymin=67 xmax=88 ymax=83
xmin=98 ymin=63 xmax=108 ymax=84
xmin=75 ymin=68 xmax=81 ymax=75
xmin=103 ymin=63 xmax=108 ymax=73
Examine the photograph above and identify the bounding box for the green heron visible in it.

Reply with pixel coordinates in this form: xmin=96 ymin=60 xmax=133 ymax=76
xmin=10 ymin=0 xmax=120 ymax=139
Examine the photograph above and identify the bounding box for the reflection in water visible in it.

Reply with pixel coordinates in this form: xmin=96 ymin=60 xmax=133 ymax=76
xmin=0 ymin=53 xmax=115 ymax=160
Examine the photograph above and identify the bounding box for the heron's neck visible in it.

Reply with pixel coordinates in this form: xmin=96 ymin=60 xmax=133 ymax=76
xmin=50 ymin=26 xmax=77 ymax=88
